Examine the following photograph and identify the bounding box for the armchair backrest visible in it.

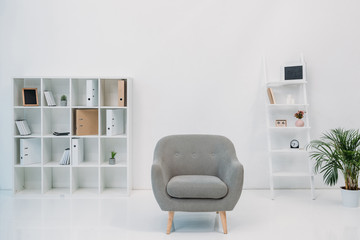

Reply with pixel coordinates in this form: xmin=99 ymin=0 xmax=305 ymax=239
xmin=154 ymin=135 xmax=236 ymax=178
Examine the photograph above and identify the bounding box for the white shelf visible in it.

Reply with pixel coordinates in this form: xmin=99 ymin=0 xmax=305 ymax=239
xmin=266 ymin=80 xmax=307 ymax=87
xmin=270 ymin=149 xmax=307 ymax=153
xmin=101 ymin=162 xmax=127 ymax=167
xmin=264 ymin=57 xmax=314 ymax=200
xmin=269 ymin=127 xmax=311 ymax=130
xmin=267 ymin=104 xmax=309 ymax=108
xmin=100 ymin=134 xmax=127 ymax=138
xmin=101 ymin=188 xmax=128 ymax=196
xmin=14 ymin=135 xmax=42 ymax=138
xmin=13 ymin=78 xmax=132 ymax=196
xmin=14 ymin=164 xmax=42 ymax=168
xmin=100 ymin=106 xmax=127 ymax=109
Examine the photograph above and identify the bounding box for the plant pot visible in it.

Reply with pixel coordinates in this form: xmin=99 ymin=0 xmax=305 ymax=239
xmin=109 ymin=158 xmax=115 ymax=165
xmin=60 ymin=100 xmax=67 ymax=106
xmin=295 ymin=119 xmax=304 ymax=127
xmin=341 ymin=187 xmax=360 ymax=208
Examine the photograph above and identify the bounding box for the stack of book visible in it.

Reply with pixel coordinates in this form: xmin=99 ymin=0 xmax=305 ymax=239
xmin=15 ymin=120 xmax=32 ymax=135
xmin=44 ymin=90 xmax=56 ymax=106
xmin=59 ymin=148 xmax=70 ymax=165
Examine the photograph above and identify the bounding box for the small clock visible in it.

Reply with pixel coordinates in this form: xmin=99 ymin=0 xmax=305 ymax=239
xmin=290 ymin=139 xmax=299 ymax=148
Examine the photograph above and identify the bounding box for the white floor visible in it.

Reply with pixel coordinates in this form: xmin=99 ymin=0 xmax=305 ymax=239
xmin=0 ymin=190 xmax=359 ymax=240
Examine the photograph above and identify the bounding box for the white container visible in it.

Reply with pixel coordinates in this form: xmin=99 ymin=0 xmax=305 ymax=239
xmin=341 ymin=187 xmax=360 ymax=208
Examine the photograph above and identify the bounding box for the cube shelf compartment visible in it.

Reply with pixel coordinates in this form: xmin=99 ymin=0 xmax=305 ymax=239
xmin=42 ymin=78 xmax=70 ymax=107
xmin=100 ymin=167 xmax=128 ymax=195
xmin=13 ymin=77 xmax=132 ymax=196
xmin=72 ymin=167 xmax=99 ymax=195
xmin=43 ymin=167 xmax=71 ymax=195
xmin=14 ymin=167 xmax=42 ymax=195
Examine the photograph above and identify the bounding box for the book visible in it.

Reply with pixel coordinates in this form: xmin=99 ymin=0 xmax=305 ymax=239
xmin=59 ymin=148 xmax=70 ymax=165
xmin=267 ymin=88 xmax=276 ymax=104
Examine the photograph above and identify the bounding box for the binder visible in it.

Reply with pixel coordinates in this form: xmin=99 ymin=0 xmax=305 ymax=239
xmin=20 ymin=138 xmax=41 ymax=165
xmin=118 ymin=79 xmax=127 ymax=107
xmin=106 ymin=109 xmax=124 ymax=136
xmin=75 ymin=109 xmax=98 ymax=135
xmin=72 ymin=138 xmax=84 ymax=165
xmin=86 ymin=80 xmax=98 ymax=107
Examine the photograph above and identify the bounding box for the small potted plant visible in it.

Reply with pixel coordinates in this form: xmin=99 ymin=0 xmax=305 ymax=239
xmin=294 ymin=110 xmax=305 ymax=127
xmin=109 ymin=151 xmax=117 ymax=165
xmin=60 ymin=95 xmax=67 ymax=106
xmin=307 ymin=128 xmax=360 ymax=207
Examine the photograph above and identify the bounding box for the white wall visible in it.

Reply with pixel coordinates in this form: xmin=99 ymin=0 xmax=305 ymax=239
xmin=1 ymin=0 xmax=360 ymax=190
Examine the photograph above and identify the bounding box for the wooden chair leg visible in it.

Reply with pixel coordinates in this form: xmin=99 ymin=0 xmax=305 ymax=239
xmin=219 ymin=211 xmax=228 ymax=234
xmin=166 ymin=211 xmax=174 ymax=234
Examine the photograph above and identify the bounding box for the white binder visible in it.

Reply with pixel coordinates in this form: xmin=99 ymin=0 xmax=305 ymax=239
xmin=106 ymin=109 xmax=124 ymax=136
xmin=86 ymin=80 xmax=98 ymax=106
xmin=20 ymin=138 xmax=41 ymax=165
xmin=72 ymin=138 xmax=84 ymax=165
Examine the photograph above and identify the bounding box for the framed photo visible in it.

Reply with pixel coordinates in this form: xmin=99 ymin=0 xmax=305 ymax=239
xmin=22 ymin=88 xmax=39 ymax=106
xmin=283 ymin=63 xmax=306 ymax=81
xmin=275 ymin=120 xmax=287 ymax=127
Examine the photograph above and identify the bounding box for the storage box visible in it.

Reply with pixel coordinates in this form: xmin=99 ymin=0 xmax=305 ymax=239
xmin=75 ymin=109 xmax=98 ymax=135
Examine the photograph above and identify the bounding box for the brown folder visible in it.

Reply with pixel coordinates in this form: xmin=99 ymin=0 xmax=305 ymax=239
xmin=118 ymin=79 xmax=127 ymax=107
xmin=75 ymin=109 xmax=98 ymax=135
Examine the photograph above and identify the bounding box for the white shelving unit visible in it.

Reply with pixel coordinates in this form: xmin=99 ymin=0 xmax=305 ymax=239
xmin=13 ymin=77 xmax=132 ymax=197
xmin=264 ymin=58 xmax=315 ymax=200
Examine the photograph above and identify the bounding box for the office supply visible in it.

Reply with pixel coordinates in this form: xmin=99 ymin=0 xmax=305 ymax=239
xmin=86 ymin=79 xmax=98 ymax=106
xmin=118 ymin=79 xmax=127 ymax=107
xmin=59 ymin=148 xmax=70 ymax=165
xmin=72 ymin=138 xmax=84 ymax=165
xmin=53 ymin=132 xmax=70 ymax=136
xmin=106 ymin=109 xmax=124 ymax=136
xmin=20 ymin=138 xmax=41 ymax=165
xmin=75 ymin=109 xmax=98 ymax=135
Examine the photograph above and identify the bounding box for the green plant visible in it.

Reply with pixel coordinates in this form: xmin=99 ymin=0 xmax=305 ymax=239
xmin=306 ymin=128 xmax=360 ymax=190
xmin=61 ymin=95 xmax=67 ymax=101
xmin=111 ymin=151 xmax=117 ymax=159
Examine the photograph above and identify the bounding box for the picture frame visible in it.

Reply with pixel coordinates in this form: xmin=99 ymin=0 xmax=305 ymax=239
xmin=22 ymin=88 xmax=39 ymax=106
xmin=283 ymin=63 xmax=306 ymax=81
xmin=275 ymin=119 xmax=287 ymax=127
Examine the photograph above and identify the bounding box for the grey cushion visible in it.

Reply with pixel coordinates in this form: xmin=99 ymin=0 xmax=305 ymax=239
xmin=167 ymin=175 xmax=228 ymax=199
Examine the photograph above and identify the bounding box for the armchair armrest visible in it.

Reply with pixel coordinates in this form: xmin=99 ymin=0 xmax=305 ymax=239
xmin=218 ymin=157 xmax=244 ymax=206
xmin=151 ymin=161 xmax=172 ymax=210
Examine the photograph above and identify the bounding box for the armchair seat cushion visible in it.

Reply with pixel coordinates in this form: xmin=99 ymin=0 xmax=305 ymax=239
xmin=167 ymin=175 xmax=228 ymax=199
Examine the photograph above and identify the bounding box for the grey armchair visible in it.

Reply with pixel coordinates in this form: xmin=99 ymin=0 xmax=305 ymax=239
xmin=151 ymin=135 xmax=244 ymax=234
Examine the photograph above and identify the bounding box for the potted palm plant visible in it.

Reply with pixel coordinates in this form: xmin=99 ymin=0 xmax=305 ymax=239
xmin=307 ymin=128 xmax=360 ymax=207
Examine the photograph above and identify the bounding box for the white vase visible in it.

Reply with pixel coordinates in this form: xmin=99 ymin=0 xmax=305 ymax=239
xmin=341 ymin=187 xmax=360 ymax=208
